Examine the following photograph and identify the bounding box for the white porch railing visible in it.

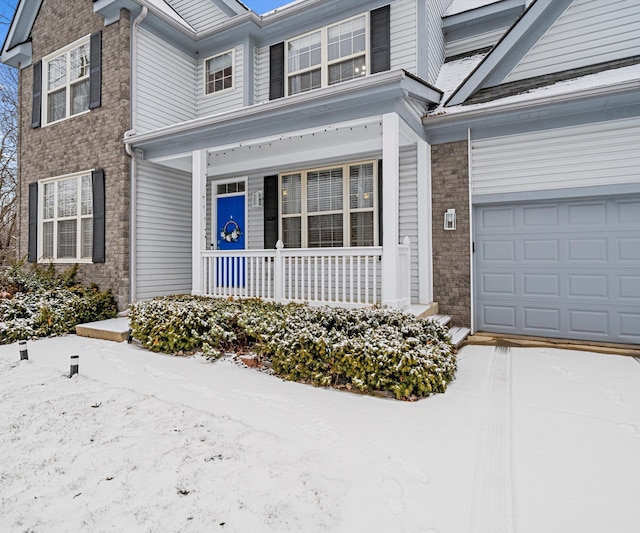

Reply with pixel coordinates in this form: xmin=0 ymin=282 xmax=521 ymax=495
xmin=201 ymin=239 xmax=411 ymax=309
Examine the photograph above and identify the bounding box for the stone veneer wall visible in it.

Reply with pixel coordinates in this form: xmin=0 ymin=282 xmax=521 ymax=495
xmin=18 ymin=0 xmax=131 ymax=309
xmin=431 ymin=140 xmax=471 ymax=327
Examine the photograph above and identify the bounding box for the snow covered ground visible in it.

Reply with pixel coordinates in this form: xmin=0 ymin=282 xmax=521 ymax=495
xmin=1 ymin=336 xmax=639 ymax=532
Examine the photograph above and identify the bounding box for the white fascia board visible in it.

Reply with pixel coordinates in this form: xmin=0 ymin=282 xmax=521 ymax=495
xmin=0 ymin=41 xmax=32 ymax=68
xmin=445 ymin=0 xmax=571 ymax=106
xmin=1 ymin=0 xmax=40 ymax=67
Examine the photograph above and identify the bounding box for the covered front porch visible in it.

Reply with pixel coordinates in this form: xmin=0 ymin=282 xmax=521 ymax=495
xmin=129 ymin=71 xmax=440 ymax=310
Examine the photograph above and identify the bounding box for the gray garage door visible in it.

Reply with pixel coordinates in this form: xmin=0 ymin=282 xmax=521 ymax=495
xmin=474 ymin=196 xmax=640 ymax=344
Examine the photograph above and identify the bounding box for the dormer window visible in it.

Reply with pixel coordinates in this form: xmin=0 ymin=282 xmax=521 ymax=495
xmin=42 ymin=36 xmax=91 ymax=126
xmin=286 ymin=14 xmax=368 ymax=96
xmin=205 ymin=50 xmax=234 ymax=95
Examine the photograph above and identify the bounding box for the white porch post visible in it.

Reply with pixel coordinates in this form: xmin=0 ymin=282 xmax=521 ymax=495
xmin=381 ymin=113 xmax=400 ymax=307
xmin=191 ymin=149 xmax=207 ymax=295
xmin=417 ymin=138 xmax=433 ymax=304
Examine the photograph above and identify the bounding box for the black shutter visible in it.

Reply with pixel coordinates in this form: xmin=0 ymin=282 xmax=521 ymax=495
xmin=377 ymin=160 xmax=383 ymax=246
xmin=28 ymin=183 xmax=38 ymax=262
xmin=89 ymin=31 xmax=102 ymax=109
xmin=370 ymin=5 xmax=390 ymax=74
xmin=92 ymin=168 xmax=105 ymax=263
xmin=264 ymin=175 xmax=279 ymax=249
xmin=31 ymin=61 xmax=42 ymax=129
xmin=269 ymin=42 xmax=285 ymax=100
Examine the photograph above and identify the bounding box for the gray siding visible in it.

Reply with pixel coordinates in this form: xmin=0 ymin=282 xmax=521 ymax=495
xmin=390 ymin=0 xmax=417 ymax=74
xmin=136 ymin=160 xmax=192 ymax=300
xmin=197 ymin=45 xmax=245 ymax=118
xmin=504 ymin=0 xmax=640 ymax=83
xmin=165 ymin=0 xmax=230 ymax=33
xmin=471 ymin=118 xmax=640 ymax=197
xmin=399 ymin=144 xmax=419 ymax=303
xmin=137 ymin=29 xmax=196 ymax=133
xmin=445 ymin=27 xmax=506 ymax=58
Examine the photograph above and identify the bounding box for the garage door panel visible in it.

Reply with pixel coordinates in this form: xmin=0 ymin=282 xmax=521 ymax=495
xmin=523 ymin=239 xmax=559 ymax=261
xmin=475 ymin=195 xmax=640 ymax=344
xmin=618 ymin=238 xmax=640 ymax=260
xmin=523 ymin=273 xmax=560 ymax=296
xmin=482 ymin=305 xmax=517 ymax=328
xmin=523 ymin=204 xmax=558 ymax=226
xmin=567 ymin=309 xmax=609 ymax=335
xmin=523 ymin=307 xmax=561 ymax=333
xmin=481 ymin=206 xmax=515 ymax=229
xmin=568 ymin=275 xmax=608 ymax=298
xmin=567 ymin=238 xmax=608 ymax=261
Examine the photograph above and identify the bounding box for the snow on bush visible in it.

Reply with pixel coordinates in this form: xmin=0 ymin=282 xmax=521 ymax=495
xmin=0 ymin=263 xmax=117 ymax=344
xmin=130 ymin=297 xmax=456 ymax=401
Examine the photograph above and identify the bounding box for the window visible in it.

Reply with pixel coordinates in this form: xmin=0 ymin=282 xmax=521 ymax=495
xmin=40 ymin=172 xmax=93 ymax=261
xmin=43 ymin=36 xmax=91 ymax=125
xmin=205 ymin=50 xmax=234 ymax=95
xmin=279 ymin=161 xmax=377 ymax=248
xmin=286 ymin=14 xmax=367 ymax=96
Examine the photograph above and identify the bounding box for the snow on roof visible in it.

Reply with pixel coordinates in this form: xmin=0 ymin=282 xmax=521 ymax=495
xmin=435 ymin=62 xmax=640 ymax=116
xmin=434 ymin=52 xmax=488 ymax=103
xmin=141 ymin=0 xmax=195 ymax=31
xmin=444 ymin=0 xmax=504 ymax=17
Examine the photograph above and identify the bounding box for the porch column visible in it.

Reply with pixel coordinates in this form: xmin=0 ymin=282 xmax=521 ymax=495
xmin=417 ymin=138 xmax=433 ymax=304
xmin=381 ymin=113 xmax=400 ymax=307
xmin=191 ymin=149 xmax=207 ymax=295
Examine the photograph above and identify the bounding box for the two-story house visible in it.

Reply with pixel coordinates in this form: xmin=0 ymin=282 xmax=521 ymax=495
xmin=2 ymin=0 xmax=639 ymax=345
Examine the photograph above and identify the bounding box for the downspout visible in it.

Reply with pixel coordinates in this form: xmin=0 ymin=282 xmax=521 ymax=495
xmin=125 ymin=7 xmax=148 ymax=304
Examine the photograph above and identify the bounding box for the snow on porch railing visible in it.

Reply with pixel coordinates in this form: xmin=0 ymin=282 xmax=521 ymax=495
xmin=201 ymin=242 xmax=383 ymax=306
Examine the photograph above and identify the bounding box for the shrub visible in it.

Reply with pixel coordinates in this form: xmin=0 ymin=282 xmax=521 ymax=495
xmin=130 ymin=296 xmax=456 ymax=400
xmin=0 ymin=263 xmax=117 ymax=344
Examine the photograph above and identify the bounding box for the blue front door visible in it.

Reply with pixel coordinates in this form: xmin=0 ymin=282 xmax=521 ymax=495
xmin=217 ymin=195 xmax=246 ymax=250
xmin=216 ymin=194 xmax=246 ymax=288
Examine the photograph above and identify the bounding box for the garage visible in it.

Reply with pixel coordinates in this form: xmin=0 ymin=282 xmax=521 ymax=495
xmin=470 ymin=118 xmax=640 ymax=345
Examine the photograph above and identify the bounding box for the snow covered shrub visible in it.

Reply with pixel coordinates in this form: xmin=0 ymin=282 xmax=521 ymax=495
xmin=131 ymin=297 xmax=456 ymax=400
xmin=0 ymin=263 xmax=117 ymax=344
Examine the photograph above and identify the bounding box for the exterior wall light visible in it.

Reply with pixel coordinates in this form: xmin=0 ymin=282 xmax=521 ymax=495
xmin=444 ymin=208 xmax=456 ymax=230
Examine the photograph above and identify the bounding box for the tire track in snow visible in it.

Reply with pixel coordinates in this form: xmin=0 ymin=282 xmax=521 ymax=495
xmin=468 ymin=347 xmax=516 ymax=533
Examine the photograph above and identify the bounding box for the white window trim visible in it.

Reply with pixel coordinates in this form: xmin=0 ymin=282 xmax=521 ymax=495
xmin=278 ymin=160 xmax=378 ymax=248
xmin=203 ymin=48 xmax=236 ymax=97
xmin=41 ymin=34 xmax=92 ymax=127
xmin=211 ymin=177 xmax=248 ymax=250
xmin=38 ymin=170 xmax=95 ymax=264
xmin=285 ymin=13 xmax=370 ymax=97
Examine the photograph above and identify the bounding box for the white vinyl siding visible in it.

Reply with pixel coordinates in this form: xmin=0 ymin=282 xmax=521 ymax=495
xmin=399 ymin=145 xmax=419 ymax=302
xmin=247 ymin=175 xmax=265 ymax=250
xmin=390 ymin=0 xmax=417 ymax=74
xmin=137 ymin=29 xmax=196 ymax=133
xmin=255 ymin=46 xmax=269 ymax=104
xmin=165 ymin=0 xmax=230 ymax=33
xmin=470 ymin=117 xmax=640 ymax=196
xmin=504 ymin=0 xmax=640 ymax=83
xmin=426 ymin=0 xmax=450 ymax=84
xmin=135 ymin=161 xmax=192 ymax=300
xmin=445 ymin=27 xmax=506 ymax=59
xmin=197 ymin=45 xmax=244 ymax=118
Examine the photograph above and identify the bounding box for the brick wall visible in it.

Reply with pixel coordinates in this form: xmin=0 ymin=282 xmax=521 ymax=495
xmin=431 ymin=140 xmax=471 ymax=327
xmin=18 ymin=0 xmax=131 ymax=309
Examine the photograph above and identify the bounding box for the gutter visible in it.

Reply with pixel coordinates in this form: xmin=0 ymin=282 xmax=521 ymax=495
xmin=425 ymin=78 xmax=640 ymax=125
xmin=125 ymin=6 xmax=148 ymax=305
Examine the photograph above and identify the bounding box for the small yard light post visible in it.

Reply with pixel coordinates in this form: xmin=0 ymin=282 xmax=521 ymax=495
xmin=19 ymin=341 xmax=28 ymax=361
xmin=70 ymin=355 xmax=79 ymax=377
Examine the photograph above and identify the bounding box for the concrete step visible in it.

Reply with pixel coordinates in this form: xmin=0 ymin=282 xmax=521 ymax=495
xmin=76 ymin=317 xmax=130 ymax=342
xmin=449 ymin=326 xmax=471 ymax=348
xmin=426 ymin=314 xmax=452 ymax=327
